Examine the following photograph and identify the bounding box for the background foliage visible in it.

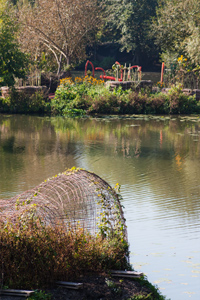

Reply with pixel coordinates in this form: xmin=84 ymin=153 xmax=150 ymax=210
xmin=1 ymin=0 xmax=200 ymax=79
xmin=152 ymin=0 xmax=200 ymax=66
xmin=0 ymin=0 xmax=28 ymax=86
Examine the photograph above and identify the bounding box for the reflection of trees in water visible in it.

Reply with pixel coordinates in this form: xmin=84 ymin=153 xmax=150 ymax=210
xmin=50 ymin=116 xmax=200 ymax=220
xmin=51 ymin=116 xmax=200 ymax=157
xmin=0 ymin=115 xmax=77 ymax=197
xmin=1 ymin=115 xmax=200 ymax=166
xmin=0 ymin=115 xmax=200 ymax=219
xmin=0 ymin=115 xmax=79 ymax=157
xmin=0 ymin=133 xmax=25 ymax=196
xmin=1 ymin=136 xmax=25 ymax=153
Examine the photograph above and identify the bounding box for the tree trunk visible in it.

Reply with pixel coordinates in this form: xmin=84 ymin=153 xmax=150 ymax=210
xmin=66 ymin=56 xmax=71 ymax=66
xmin=57 ymin=54 xmax=63 ymax=75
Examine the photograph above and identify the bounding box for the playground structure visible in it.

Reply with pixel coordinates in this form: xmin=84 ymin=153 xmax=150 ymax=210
xmin=85 ymin=60 xmax=142 ymax=82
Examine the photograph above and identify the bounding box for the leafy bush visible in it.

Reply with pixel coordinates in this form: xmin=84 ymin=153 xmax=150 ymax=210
xmin=52 ymin=75 xmax=200 ymax=115
xmin=167 ymin=84 xmax=200 ymax=114
xmin=146 ymin=93 xmax=169 ymax=115
xmin=2 ymin=76 xmax=197 ymax=116
xmin=162 ymin=54 xmax=200 ymax=89
xmin=0 ymin=88 xmax=50 ymax=114
xmin=27 ymin=290 xmax=51 ymax=300
xmin=51 ymin=76 xmax=104 ymax=115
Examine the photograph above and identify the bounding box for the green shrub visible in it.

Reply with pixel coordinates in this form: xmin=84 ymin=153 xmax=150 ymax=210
xmin=0 ymin=96 xmax=10 ymax=112
xmin=51 ymin=76 xmax=105 ymax=115
xmin=167 ymin=84 xmax=200 ymax=114
xmin=0 ymin=88 xmax=50 ymax=114
xmin=50 ymin=76 xmax=200 ymax=116
xmin=27 ymin=290 xmax=51 ymax=300
xmin=1 ymin=76 xmax=200 ymax=116
xmin=146 ymin=93 xmax=169 ymax=115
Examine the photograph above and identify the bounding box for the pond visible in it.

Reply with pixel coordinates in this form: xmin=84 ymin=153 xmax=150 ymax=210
xmin=0 ymin=114 xmax=200 ymax=300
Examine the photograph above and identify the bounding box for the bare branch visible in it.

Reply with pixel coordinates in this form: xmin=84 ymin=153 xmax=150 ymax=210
xmin=17 ymin=0 xmax=102 ymax=72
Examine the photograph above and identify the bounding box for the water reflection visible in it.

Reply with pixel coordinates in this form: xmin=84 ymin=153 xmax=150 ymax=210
xmin=1 ymin=114 xmax=200 ymax=220
xmin=0 ymin=114 xmax=200 ymax=299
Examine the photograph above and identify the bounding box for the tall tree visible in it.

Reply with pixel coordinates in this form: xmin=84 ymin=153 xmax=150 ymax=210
xmin=103 ymin=0 xmax=159 ymax=65
xmin=17 ymin=0 xmax=102 ymax=74
xmin=0 ymin=0 xmax=28 ymax=86
xmin=152 ymin=0 xmax=200 ymax=65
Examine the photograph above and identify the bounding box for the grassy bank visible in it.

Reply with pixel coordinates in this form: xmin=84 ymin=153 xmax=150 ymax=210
xmin=0 ymin=173 xmax=169 ymax=300
xmin=0 ymin=77 xmax=200 ymax=115
xmin=0 ymin=88 xmax=50 ymax=115
xmin=0 ymin=218 xmax=129 ymax=289
xmin=51 ymin=78 xmax=200 ymax=115
xmin=35 ymin=275 xmax=170 ymax=300
xmin=0 ymin=215 xmax=169 ymax=300
xmin=0 ymin=220 xmax=169 ymax=300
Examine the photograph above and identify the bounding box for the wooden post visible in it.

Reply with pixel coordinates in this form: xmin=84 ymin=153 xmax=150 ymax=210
xmin=161 ymin=62 xmax=165 ymax=84
xmin=116 ymin=65 xmax=119 ymax=81
xmin=138 ymin=67 xmax=142 ymax=81
xmin=123 ymin=63 xmax=127 ymax=81
xmin=128 ymin=63 xmax=131 ymax=80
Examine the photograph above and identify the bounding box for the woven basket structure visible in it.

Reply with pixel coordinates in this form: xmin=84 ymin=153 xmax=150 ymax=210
xmin=0 ymin=168 xmax=127 ymax=239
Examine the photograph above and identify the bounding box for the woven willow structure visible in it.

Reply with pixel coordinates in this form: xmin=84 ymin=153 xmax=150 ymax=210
xmin=0 ymin=168 xmax=127 ymax=239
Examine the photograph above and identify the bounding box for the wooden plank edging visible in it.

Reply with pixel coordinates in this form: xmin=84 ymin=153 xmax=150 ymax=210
xmin=111 ymin=270 xmax=144 ymax=278
xmin=56 ymin=281 xmax=83 ymax=289
xmin=0 ymin=289 xmax=34 ymax=297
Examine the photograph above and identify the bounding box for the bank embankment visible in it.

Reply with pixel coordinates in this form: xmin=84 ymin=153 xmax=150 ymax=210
xmin=1 ymin=79 xmax=200 ymax=116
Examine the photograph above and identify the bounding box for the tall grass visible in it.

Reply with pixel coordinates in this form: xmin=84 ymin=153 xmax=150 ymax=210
xmin=0 ymin=216 xmax=129 ymax=289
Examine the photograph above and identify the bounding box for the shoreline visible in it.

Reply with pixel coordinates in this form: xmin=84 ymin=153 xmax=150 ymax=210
xmin=0 ymin=274 xmax=168 ymax=300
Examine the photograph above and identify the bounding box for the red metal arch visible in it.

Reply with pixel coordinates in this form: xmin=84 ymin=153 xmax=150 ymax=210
xmin=85 ymin=60 xmax=95 ymax=77
xmin=128 ymin=65 xmax=142 ymax=80
xmin=115 ymin=61 xmax=123 ymax=80
xmin=95 ymin=67 xmax=106 ymax=76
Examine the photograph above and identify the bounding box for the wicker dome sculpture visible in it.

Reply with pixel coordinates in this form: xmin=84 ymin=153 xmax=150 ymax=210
xmin=0 ymin=168 xmax=127 ymax=240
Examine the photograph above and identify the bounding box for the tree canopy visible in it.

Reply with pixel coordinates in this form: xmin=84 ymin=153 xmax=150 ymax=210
xmin=103 ymin=0 xmax=159 ymax=65
xmin=152 ymin=0 xmax=200 ymax=65
xmin=0 ymin=1 xmax=28 ymax=86
xmin=2 ymin=0 xmax=200 ymax=80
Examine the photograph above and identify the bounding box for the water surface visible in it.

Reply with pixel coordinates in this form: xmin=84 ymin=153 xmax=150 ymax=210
xmin=0 ymin=114 xmax=200 ymax=300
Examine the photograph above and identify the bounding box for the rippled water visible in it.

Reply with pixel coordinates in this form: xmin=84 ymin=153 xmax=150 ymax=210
xmin=0 ymin=114 xmax=200 ymax=300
